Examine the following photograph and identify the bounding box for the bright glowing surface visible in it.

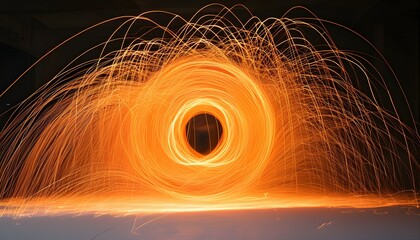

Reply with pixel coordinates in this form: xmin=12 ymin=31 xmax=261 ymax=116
xmin=2 ymin=207 xmax=420 ymax=240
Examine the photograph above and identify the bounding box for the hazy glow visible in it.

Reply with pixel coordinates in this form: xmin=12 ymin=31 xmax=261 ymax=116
xmin=0 ymin=5 xmax=418 ymax=217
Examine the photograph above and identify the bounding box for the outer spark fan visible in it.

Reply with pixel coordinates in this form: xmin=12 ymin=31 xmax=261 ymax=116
xmin=0 ymin=5 xmax=419 ymax=216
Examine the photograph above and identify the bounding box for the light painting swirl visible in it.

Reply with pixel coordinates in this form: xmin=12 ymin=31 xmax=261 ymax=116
xmin=0 ymin=5 xmax=418 ymax=216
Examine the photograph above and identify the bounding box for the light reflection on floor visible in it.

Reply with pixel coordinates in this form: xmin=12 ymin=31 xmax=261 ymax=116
xmin=1 ymin=207 xmax=419 ymax=240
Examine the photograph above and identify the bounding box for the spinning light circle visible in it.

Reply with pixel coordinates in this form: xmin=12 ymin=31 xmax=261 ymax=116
xmin=128 ymin=57 xmax=276 ymax=199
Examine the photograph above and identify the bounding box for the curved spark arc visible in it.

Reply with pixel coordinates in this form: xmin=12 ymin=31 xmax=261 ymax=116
xmin=0 ymin=5 xmax=419 ymax=216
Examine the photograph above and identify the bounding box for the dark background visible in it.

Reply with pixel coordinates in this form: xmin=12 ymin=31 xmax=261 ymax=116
xmin=0 ymin=0 xmax=419 ymax=138
xmin=0 ymin=0 xmax=419 ymax=126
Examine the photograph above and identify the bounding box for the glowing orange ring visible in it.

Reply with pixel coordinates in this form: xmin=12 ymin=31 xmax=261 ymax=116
xmin=127 ymin=56 xmax=276 ymax=199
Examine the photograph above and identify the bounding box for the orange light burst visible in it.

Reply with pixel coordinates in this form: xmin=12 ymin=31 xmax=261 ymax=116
xmin=0 ymin=5 xmax=419 ymax=217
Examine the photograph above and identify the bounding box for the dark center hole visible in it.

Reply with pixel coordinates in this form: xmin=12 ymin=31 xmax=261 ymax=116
xmin=186 ymin=113 xmax=223 ymax=155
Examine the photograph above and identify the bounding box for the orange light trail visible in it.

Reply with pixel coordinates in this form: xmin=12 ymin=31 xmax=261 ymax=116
xmin=0 ymin=5 xmax=419 ymax=217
